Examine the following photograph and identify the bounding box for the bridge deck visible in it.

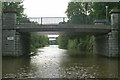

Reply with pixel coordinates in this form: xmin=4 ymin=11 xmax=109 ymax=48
xmin=16 ymin=24 xmax=111 ymax=35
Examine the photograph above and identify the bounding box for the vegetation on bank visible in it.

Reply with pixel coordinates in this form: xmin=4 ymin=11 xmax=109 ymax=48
xmin=57 ymin=35 xmax=93 ymax=52
xmin=30 ymin=35 xmax=49 ymax=52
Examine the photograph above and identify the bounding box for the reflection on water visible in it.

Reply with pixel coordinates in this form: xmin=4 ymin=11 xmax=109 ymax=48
xmin=2 ymin=45 xmax=119 ymax=78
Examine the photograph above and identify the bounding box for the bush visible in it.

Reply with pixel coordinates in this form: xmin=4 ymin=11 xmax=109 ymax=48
xmin=68 ymin=39 xmax=78 ymax=49
xmin=57 ymin=35 xmax=69 ymax=49
xmin=57 ymin=35 xmax=93 ymax=52
xmin=30 ymin=35 xmax=49 ymax=52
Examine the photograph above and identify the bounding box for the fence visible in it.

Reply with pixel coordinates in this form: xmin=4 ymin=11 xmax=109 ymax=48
xmin=17 ymin=17 xmax=68 ymax=25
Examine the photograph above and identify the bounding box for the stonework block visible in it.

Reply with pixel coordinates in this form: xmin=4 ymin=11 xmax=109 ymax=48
xmin=2 ymin=12 xmax=16 ymax=29
xmin=93 ymin=34 xmax=109 ymax=56
xmin=2 ymin=30 xmax=16 ymax=56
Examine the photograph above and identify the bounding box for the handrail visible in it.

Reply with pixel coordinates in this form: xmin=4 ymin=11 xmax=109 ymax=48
xmin=17 ymin=17 xmax=68 ymax=25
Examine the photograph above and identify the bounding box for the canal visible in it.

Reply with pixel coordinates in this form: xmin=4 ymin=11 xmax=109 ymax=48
xmin=2 ymin=45 xmax=119 ymax=78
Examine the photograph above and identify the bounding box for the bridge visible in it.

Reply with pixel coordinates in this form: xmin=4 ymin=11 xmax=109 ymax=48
xmin=2 ymin=10 xmax=120 ymax=57
xmin=16 ymin=24 xmax=111 ymax=34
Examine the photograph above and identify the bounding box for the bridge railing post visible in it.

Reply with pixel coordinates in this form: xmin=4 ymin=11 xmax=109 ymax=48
xmin=63 ymin=17 xmax=65 ymax=22
xmin=41 ymin=17 xmax=42 ymax=25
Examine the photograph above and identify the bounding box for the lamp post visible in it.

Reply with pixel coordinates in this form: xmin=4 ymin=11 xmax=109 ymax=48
xmin=105 ymin=6 xmax=108 ymax=23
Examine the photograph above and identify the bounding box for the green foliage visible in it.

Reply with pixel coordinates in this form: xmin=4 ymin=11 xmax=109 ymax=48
xmin=30 ymin=35 xmax=49 ymax=52
xmin=3 ymin=2 xmax=27 ymax=18
xmin=68 ymin=39 xmax=78 ymax=49
xmin=58 ymin=35 xmax=93 ymax=52
xmin=61 ymin=2 xmax=119 ymax=53
xmin=66 ymin=2 xmax=93 ymax=24
xmin=66 ymin=2 xmax=119 ymax=24
xmin=57 ymin=35 xmax=69 ymax=49
xmin=89 ymin=2 xmax=119 ymax=20
xmin=66 ymin=2 xmax=92 ymax=18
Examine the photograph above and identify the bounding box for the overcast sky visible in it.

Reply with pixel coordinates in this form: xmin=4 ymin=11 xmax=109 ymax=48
xmin=23 ymin=0 xmax=70 ymax=37
xmin=23 ymin=0 xmax=70 ymax=17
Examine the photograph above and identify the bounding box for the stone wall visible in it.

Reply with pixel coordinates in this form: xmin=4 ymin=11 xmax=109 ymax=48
xmin=93 ymin=20 xmax=110 ymax=57
xmin=2 ymin=30 xmax=17 ymax=56
xmin=93 ymin=32 xmax=119 ymax=57
xmin=108 ymin=30 xmax=118 ymax=57
xmin=2 ymin=10 xmax=31 ymax=57
xmin=109 ymin=10 xmax=120 ymax=57
xmin=94 ymin=34 xmax=109 ymax=57
xmin=93 ymin=10 xmax=120 ymax=57
xmin=118 ymin=15 xmax=120 ymax=56
xmin=2 ymin=30 xmax=31 ymax=56
xmin=17 ymin=33 xmax=31 ymax=56
xmin=2 ymin=11 xmax=16 ymax=29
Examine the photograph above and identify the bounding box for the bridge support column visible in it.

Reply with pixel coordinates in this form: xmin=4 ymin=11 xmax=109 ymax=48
xmin=108 ymin=10 xmax=120 ymax=57
xmin=2 ymin=10 xmax=18 ymax=56
xmin=93 ymin=34 xmax=109 ymax=57
xmin=93 ymin=20 xmax=109 ymax=56
xmin=93 ymin=10 xmax=120 ymax=57
xmin=18 ymin=33 xmax=31 ymax=56
xmin=2 ymin=10 xmax=31 ymax=57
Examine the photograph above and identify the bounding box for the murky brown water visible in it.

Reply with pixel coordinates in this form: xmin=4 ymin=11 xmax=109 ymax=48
xmin=2 ymin=45 xmax=120 ymax=78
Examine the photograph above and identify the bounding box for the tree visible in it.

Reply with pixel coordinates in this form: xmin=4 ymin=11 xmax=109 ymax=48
xmin=3 ymin=2 xmax=27 ymax=18
xmin=89 ymin=2 xmax=119 ymax=21
xmin=63 ymin=2 xmax=94 ymax=52
xmin=65 ymin=2 xmax=93 ymax=24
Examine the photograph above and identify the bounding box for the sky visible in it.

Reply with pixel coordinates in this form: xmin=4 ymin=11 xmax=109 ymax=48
xmin=23 ymin=0 xmax=70 ymax=38
xmin=23 ymin=0 xmax=70 ymax=17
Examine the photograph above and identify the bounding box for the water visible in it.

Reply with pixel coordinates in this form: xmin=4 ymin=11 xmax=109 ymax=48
xmin=2 ymin=45 xmax=119 ymax=78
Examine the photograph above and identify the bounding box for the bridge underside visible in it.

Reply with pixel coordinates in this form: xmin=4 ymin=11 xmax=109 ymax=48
xmin=16 ymin=24 xmax=111 ymax=35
